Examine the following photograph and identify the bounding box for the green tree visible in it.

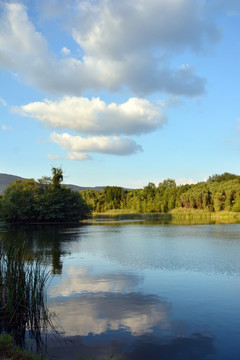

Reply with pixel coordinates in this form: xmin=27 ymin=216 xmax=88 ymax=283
xmin=75 ymin=173 xmax=240 ymax=215
xmin=51 ymin=167 xmax=63 ymax=189
xmin=0 ymin=168 xmax=91 ymax=223
xmin=207 ymin=172 xmax=240 ymax=183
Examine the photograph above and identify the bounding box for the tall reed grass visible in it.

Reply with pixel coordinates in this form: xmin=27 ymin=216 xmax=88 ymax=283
xmin=0 ymin=235 xmax=51 ymax=354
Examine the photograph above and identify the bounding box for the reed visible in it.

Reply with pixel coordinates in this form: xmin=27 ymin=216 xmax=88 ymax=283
xmin=0 ymin=333 xmax=46 ymax=359
xmin=0 ymin=235 xmax=51 ymax=354
xmin=91 ymin=209 xmax=240 ymax=224
xmin=92 ymin=211 xmax=172 ymax=220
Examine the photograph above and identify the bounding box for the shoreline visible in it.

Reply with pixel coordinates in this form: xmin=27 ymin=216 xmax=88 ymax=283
xmin=89 ymin=209 xmax=240 ymax=224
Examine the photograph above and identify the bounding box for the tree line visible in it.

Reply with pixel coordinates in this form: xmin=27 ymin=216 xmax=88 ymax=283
xmin=81 ymin=173 xmax=240 ymax=213
xmin=1 ymin=171 xmax=240 ymax=222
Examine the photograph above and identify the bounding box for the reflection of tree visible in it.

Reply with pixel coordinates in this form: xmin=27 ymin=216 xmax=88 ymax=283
xmin=0 ymin=224 xmax=82 ymax=275
xmin=127 ymin=333 xmax=215 ymax=360
xmin=0 ymin=235 xmax=50 ymax=354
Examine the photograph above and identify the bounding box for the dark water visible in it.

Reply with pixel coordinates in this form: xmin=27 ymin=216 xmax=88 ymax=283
xmin=1 ymin=222 xmax=240 ymax=359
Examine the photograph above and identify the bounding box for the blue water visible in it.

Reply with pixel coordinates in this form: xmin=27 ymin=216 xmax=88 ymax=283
xmin=41 ymin=223 xmax=240 ymax=360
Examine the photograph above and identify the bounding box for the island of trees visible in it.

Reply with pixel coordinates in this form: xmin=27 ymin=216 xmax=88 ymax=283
xmin=0 ymin=168 xmax=91 ymax=223
xmin=81 ymin=172 xmax=240 ymax=214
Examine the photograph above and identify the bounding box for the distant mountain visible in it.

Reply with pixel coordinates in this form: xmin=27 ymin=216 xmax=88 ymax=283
xmin=0 ymin=173 xmax=105 ymax=194
xmin=0 ymin=173 xmax=26 ymax=194
xmin=63 ymin=184 xmax=104 ymax=192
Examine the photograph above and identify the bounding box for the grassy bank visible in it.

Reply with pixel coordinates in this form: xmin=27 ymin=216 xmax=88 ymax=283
xmin=0 ymin=333 xmax=44 ymax=360
xmin=91 ymin=209 xmax=240 ymax=224
xmin=171 ymin=208 xmax=240 ymax=218
xmin=92 ymin=210 xmax=172 ymax=221
xmin=0 ymin=334 xmax=118 ymax=360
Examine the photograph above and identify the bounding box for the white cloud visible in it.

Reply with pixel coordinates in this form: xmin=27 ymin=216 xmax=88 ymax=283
xmin=122 ymin=180 xmax=148 ymax=189
xmin=0 ymin=1 xmax=224 ymax=97
xmin=67 ymin=152 xmax=92 ymax=161
xmin=0 ymin=3 xmax=49 ymax=63
xmin=61 ymin=46 xmax=71 ymax=55
xmin=158 ymin=96 xmax=184 ymax=109
xmin=73 ymin=0 xmax=221 ymax=56
xmin=50 ymin=132 xmax=142 ymax=156
xmin=36 ymin=0 xmax=72 ymax=19
xmin=48 ymin=152 xmax=91 ymax=161
xmin=15 ymin=96 xmax=166 ymax=136
xmin=0 ymin=97 xmax=7 ymax=106
xmin=175 ymin=178 xmax=196 ymax=186
xmin=47 ymin=154 xmax=61 ymax=160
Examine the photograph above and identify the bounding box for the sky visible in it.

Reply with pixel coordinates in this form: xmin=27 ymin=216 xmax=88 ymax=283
xmin=0 ymin=0 xmax=240 ymax=188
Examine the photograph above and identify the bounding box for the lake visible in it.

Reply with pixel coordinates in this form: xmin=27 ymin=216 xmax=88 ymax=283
xmin=1 ymin=221 xmax=240 ymax=359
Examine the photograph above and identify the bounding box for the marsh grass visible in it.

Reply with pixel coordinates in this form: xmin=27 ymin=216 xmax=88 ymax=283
xmin=0 ymin=333 xmax=118 ymax=360
xmin=0 ymin=333 xmax=46 ymax=360
xmin=91 ymin=209 xmax=240 ymax=224
xmin=92 ymin=211 xmax=172 ymax=220
xmin=0 ymin=236 xmax=51 ymax=354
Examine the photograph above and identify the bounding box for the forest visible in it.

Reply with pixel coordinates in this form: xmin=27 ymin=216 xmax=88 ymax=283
xmin=81 ymin=173 xmax=240 ymax=213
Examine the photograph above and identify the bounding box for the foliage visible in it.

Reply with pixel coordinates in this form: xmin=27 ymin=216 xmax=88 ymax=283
xmin=0 ymin=168 xmax=91 ymax=223
xmin=81 ymin=173 xmax=240 ymax=214
xmin=0 ymin=333 xmax=45 ymax=360
xmin=207 ymin=172 xmax=240 ymax=183
xmin=2 ymin=170 xmax=240 ymax=218
xmin=51 ymin=167 xmax=63 ymax=189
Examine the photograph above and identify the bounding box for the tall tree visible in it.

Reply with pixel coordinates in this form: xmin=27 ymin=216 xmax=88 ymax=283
xmin=51 ymin=167 xmax=63 ymax=189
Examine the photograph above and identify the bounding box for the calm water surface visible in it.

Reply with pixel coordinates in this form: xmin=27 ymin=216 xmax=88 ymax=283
xmin=2 ymin=222 xmax=240 ymax=359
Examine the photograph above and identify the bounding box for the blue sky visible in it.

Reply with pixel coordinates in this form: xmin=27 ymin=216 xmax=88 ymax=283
xmin=0 ymin=0 xmax=240 ymax=188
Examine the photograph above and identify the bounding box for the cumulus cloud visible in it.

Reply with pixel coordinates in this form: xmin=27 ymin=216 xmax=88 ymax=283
xmin=73 ymin=0 xmax=221 ymax=57
xmin=50 ymin=132 xmax=142 ymax=156
xmin=0 ymin=1 xmax=224 ymax=96
xmin=0 ymin=1 xmax=233 ymax=160
xmin=14 ymin=92 xmax=165 ymax=159
xmin=36 ymin=0 xmax=72 ymax=19
xmin=66 ymin=152 xmax=92 ymax=161
xmin=15 ymin=96 xmax=166 ymax=136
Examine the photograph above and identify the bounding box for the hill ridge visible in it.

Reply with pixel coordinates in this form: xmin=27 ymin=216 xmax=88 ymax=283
xmin=0 ymin=173 xmax=104 ymax=194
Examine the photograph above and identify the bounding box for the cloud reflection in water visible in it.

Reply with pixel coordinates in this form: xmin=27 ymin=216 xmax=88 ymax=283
xmin=49 ymin=265 xmax=143 ymax=297
xmin=49 ymin=292 xmax=171 ymax=337
xmin=47 ymin=264 xmax=215 ymax=359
